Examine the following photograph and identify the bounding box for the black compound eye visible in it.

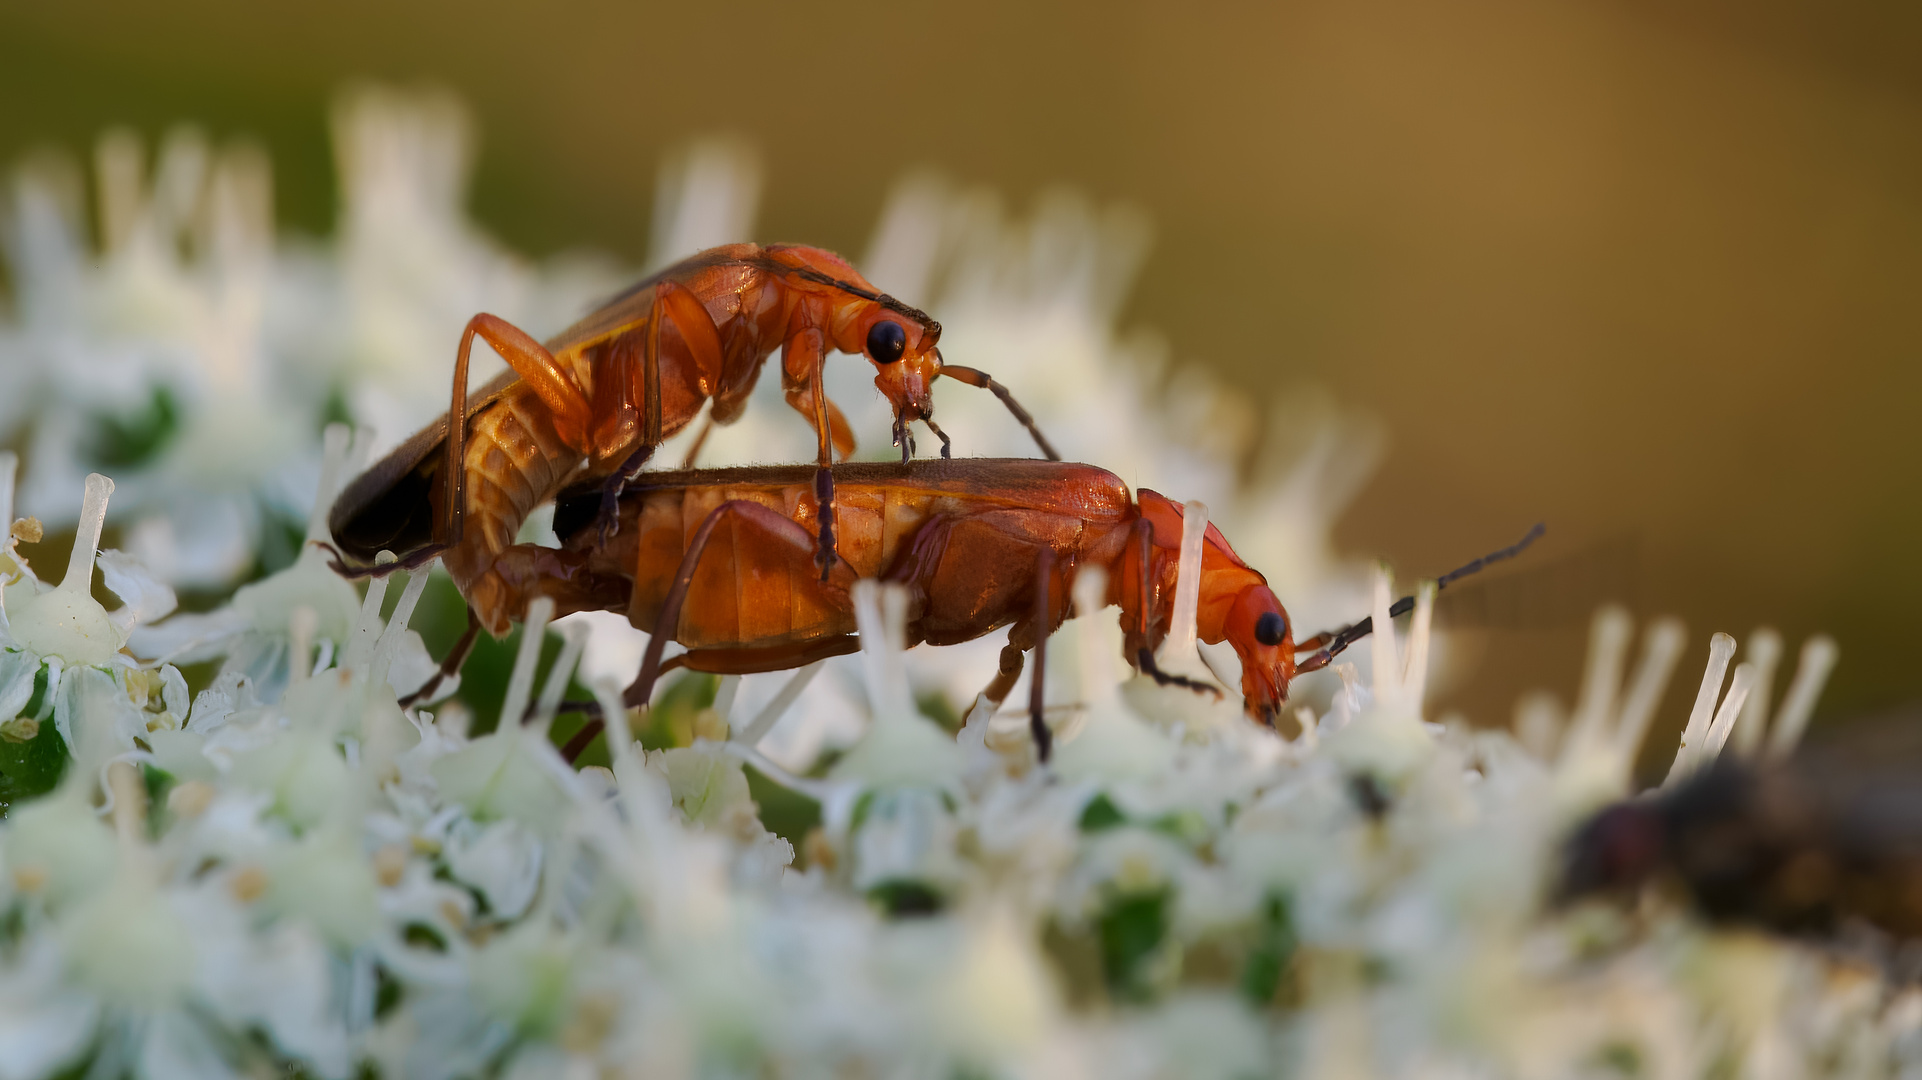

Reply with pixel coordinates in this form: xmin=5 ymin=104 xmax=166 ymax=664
xmin=867 ymin=320 xmax=907 ymax=363
xmin=1255 ymin=611 xmax=1287 ymax=647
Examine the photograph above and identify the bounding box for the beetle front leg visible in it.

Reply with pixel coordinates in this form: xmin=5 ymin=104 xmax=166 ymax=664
xmin=891 ymin=411 xmax=918 ymax=464
xmin=922 ymin=417 xmax=952 ymax=459
xmin=1029 ymin=548 xmax=1056 ymax=762
xmin=781 ymin=329 xmax=845 ymax=580
xmin=1126 ymin=517 xmax=1220 ymax=698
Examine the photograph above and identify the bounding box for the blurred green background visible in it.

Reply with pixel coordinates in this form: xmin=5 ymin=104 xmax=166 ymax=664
xmin=3 ymin=0 xmax=1918 ymax=736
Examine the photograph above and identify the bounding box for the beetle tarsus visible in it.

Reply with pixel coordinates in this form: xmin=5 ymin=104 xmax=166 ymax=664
xmin=813 ymin=466 xmax=837 ymax=581
xmin=1030 ymin=549 xmax=1055 ymax=763
xmin=893 ymin=412 xmax=914 ymax=464
xmin=924 ymin=418 xmax=952 ymax=459
xmin=1136 ymin=646 xmax=1224 ymax=698
xmin=595 ymin=444 xmax=657 ymax=547
xmin=399 ymin=609 xmax=482 ymax=708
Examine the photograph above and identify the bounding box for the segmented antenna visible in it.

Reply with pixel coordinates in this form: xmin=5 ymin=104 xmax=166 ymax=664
xmin=1296 ymin=523 xmax=1545 ymax=673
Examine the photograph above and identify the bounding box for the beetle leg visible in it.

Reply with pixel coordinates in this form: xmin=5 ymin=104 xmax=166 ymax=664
xmin=823 ymin=397 xmax=856 ymax=460
xmin=1128 ymin=517 xmax=1221 ymax=698
xmin=398 ymin=607 xmax=482 ymax=709
xmin=1029 ymin=548 xmax=1055 ymax=762
xmin=810 ymin=465 xmax=838 ymax=582
xmin=809 ymin=364 xmax=841 ymax=581
xmin=891 ymin=410 xmax=922 ymax=464
xmin=981 ymin=643 xmax=1026 ymax=705
xmin=1135 ymin=518 xmax=1158 ymax=652
xmin=781 ymin=330 xmax=841 ymax=580
xmin=620 ymin=498 xmax=861 ymax=711
xmin=937 ymin=364 xmax=1061 ymax=461
xmin=444 ymin=315 xmax=595 ymax=549
xmin=679 ymin=414 xmax=715 ymax=469
xmin=586 ymin=282 xmax=726 ymax=545
xmin=621 ymin=502 xmax=738 ymax=713
xmin=665 ymin=637 xmax=863 ymax=676
xmin=595 ymin=443 xmax=656 ymax=548
xmin=922 ymin=417 xmax=952 ymax=459
xmin=643 ymin=280 xmax=727 ymax=447
xmin=459 ymin=314 xmax=593 ymax=447
xmin=1136 ymin=646 xmax=1224 ymax=697
xmin=564 ymin=636 xmax=860 ymax=763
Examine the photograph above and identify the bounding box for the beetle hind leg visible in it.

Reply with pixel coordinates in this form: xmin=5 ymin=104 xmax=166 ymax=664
xmin=398 ymin=607 xmax=482 ymax=708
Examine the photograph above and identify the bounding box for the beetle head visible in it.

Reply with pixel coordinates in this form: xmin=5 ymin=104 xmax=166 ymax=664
xmin=781 ymin=245 xmax=945 ymax=429
xmin=860 ymin=312 xmax=942 ymax=426
xmin=1226 ymin=585 xmax=1296 ymax=725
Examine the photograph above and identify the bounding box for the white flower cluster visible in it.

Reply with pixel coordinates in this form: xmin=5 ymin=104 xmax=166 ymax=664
xmin=0 ymin=86 xmax=1888 ymax=1079
xmin=0 ymin=87 xmax=623 ymax=589
xmin=0 ymin=465 xmax=1875 ymax=1077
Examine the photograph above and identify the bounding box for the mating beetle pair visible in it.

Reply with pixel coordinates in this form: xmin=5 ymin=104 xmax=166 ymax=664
xmin=328 ymin=243 xmax=1530 ymax=751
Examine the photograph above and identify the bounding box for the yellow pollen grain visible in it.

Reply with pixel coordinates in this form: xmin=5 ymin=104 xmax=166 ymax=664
xmin=373 ymin=844 xmax=409 ymax=887
xmin=803 ymin=827 xmax=837 ymax=874
xmin=1116 ymin=852 xmax=1161 ymax=894
xmin=692 ymin=708 xmax=729 ymax=742
xmin=561 ymin=991 xmax=618 ymax=1053
xmin=12 ymin=865 xmax=48 ymax=894
xmin=11 ymin=517 xmax=42 ymax=543
xmin=230 ymin=865 xmax=269 ymax=903
xmin=439 ymin=898 xmax=468 ymax=929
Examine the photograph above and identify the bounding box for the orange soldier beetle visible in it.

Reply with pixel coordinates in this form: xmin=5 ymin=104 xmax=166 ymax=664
xmin=326 ymin=244 xmax=1059 ymax=658
xmin=473 ymin=459 xmax=1540 ymax=760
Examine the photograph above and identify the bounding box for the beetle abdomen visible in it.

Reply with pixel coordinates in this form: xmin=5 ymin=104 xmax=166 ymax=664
xmin=450 ymin=387 xmax=585 ymax=632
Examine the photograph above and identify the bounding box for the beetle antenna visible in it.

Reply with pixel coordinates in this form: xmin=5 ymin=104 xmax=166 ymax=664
xmin=936 ymin=354 xmax=1062 ymax=461
xmin=781 ymin=263 xmax=938 ymax=327
xmin=1294 ymin=523 xmax=1545 ymax=674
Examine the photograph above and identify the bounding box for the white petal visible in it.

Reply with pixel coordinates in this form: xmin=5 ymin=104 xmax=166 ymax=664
xmin=97 ymin=547 xmax=177 ymax=634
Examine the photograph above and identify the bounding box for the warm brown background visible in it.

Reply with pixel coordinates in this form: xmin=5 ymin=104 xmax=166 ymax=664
xmin=3 ymin=1 xmax=1918 ymax=745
